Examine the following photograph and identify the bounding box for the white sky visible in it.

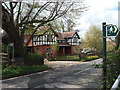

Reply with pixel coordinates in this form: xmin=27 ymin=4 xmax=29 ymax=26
xmin=74 ymin=0 xmax=119 ymax=38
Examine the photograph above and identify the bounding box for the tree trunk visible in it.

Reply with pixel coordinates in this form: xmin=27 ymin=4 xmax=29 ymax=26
xmin=2 ymin=20 xmax=24 ymax=58
xmin=2 ymin=5 xmax=24 ymax=58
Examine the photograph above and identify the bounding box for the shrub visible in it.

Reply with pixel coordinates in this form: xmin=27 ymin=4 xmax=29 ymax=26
xmin=86 ymin=55 xmax=99 ymax=60
xmin=106 ymin=50 xmax=120 ymax=89
xmin=49 ymin=55 xmax=80 ymax=61
xmin=24 ymin=53 xmax=44 ymax=65
xmin=49 ymin=55 xmax=99 ymax=61
xmin=2 ymin=65 xmax=49 ymax=79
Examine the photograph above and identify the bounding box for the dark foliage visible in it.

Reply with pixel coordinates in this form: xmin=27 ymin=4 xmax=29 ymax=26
xmin=24 ymin=53 xmax=44 ymax=65
xmin=106 ymin=50 xmax=120 ymax=89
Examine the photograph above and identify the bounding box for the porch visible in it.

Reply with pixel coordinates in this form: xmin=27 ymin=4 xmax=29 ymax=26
xmin=58 ymin=46 xmax=72 ymax=56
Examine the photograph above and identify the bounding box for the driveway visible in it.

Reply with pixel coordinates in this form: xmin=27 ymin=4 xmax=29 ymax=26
xmin=44 ymin=59 xmax=84 ymax=69
xmin=2 ymin=58 xmax=103 ymax=89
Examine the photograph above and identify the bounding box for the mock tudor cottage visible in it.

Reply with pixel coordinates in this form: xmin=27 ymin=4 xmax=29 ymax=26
xmin=24 ymin=29 xmax=80 ymax=56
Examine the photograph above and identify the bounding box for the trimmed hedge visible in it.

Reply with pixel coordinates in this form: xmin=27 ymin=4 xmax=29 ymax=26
xmin=2 ymin=65 xmax=49 ymax=79
xmin=49 ymin=55 xmax=99 ymax=61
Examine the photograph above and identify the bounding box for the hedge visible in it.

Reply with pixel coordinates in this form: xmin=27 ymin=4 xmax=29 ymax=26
xmin=49 ymin=55 xmax=99 ymax=61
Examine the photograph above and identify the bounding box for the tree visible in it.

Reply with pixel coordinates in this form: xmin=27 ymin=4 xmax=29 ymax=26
xmin=2 ymin=1 xmax=74 ymax=58
xmin=49 ymin=1 xmax=88 ymax=32
xmin=84 ymin=25 xmax=102 ymax=54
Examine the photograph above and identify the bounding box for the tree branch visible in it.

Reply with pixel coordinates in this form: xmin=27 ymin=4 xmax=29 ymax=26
xmin=51 ymin=2 xmax=74 ymax=20
xmin=3 ymin=2 xmax=11 ymax=12
xmin=31 ymin=2 xmax=50 ymax=21
xmin=20 ymin=3 xmax=34 ymax=26
xmin=16 ymin=2 xmax=22 ymax=25
xmin=47 ymin=2 xmax=59 ymax=20
xmin=13 ymin=2 xmax=18 ymax=9
xmin=10 ymin=2 xmax=14 ymax=22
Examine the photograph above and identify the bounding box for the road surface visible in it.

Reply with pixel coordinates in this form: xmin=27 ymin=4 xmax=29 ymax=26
xmin=2 ymin=59 xmax=102 ymax=89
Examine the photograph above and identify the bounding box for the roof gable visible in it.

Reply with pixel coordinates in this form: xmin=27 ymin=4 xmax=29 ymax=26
xmin=56 ymin=31 xmax=80 ymax=40
xmin=61 ymin=32 xmax=80 ymax=39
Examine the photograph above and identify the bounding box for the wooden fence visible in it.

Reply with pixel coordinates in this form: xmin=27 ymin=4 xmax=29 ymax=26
xmin=0 ymin=53 xmax=8 ymax=63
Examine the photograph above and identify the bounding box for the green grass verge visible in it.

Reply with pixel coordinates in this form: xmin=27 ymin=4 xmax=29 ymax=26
xmin=49 ymin=55 xmax=99 ymax=61
xmin=2 ymin=65 xmax=50 ymax=79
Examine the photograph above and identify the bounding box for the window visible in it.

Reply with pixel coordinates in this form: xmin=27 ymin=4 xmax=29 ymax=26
xmin=74 ymin=47 xmax=77 ymax=52
xmin=47 ymin=48 xmax=52 ymax=54
xmin=58 ymin=40 xmax=62 ymax=43
xmin=36 ymin=48 xmax=39 ymax=53
xmin=73 ymin=37 xmax=77 ymax=43
xmin=62 ymin=40 xmax=66 ymax=43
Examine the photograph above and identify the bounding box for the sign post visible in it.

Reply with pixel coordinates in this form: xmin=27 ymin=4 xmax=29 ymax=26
xmin=102 ymin=22 xmax=107 ymax=89
xmin=102 ymin=22 xmax=118 ymax=89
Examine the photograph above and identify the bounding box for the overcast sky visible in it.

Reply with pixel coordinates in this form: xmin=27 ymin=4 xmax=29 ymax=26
xmin=0 ymin=0 xmax=119 ymax=37
xmin=74 ymin=0 xmax=119 ymax=38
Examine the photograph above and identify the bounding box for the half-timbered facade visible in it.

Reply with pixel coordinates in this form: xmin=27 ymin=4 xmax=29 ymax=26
xmin=24 ymin=29 xmax=80 ymax=56
xmin=33 ymin=30 xmax=57 ymax=46
xmin=56 ymin=32 xmax=80 ymax=56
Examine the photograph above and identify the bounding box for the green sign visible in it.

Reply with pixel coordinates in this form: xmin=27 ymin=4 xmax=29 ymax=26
xmin=107 ymin=25 xmax=118 ymax=36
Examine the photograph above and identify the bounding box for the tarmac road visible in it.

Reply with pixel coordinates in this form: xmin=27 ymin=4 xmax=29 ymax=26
xmin=2 ymin=58 xmax=102 ymax=89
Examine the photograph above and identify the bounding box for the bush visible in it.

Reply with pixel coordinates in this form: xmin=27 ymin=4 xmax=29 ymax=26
xmin=106 ymin=50 xmax=120 ymax=89
xmin=49 ymin=55 xmax=99 ymax=61
xmin=49 ymin=55 xmax=80 ymax=61
xmin=24 ymin=53 xmax=44 ymax=65
xmin=84 ymin=55 xmax=99 ymax=61
xmin=2 ymin=65 xmax=49 ymax=79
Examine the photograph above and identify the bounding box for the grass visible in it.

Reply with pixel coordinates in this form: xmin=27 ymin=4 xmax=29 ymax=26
xmin=49 ymin=55 xmax=99 ymax=61
xmin=2 ymin=65 xmax=50 ymax=79
xmin=2 ymin=55 xmax=100 ymax=79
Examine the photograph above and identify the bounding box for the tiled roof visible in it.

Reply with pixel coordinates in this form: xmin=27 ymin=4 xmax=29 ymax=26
xmin=61 ymin=32 xmax=76 ymax=39
xmin=57 ymin=31 xmax=80 ymax=40
xmin=56 ymin=32 xmax=65 ymax=40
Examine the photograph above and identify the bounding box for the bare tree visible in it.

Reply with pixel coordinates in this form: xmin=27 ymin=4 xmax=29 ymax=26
xmin=47 ymin=1 xmax=88 ymax=32
xmin=2 ymin=1 xmax=73 ymax=58
xmin=62 ymin=1 xmax=88 ymax=31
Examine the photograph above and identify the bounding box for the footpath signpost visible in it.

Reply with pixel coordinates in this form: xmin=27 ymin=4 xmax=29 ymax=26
xmin=102 ymin=22 xmax=119 ymax=89
xmin=107 ymin=25 xmax=118 ymax=36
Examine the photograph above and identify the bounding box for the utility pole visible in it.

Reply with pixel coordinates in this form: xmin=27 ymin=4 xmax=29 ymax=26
xmin=102 ymin=22 xmax=107 ymax=89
